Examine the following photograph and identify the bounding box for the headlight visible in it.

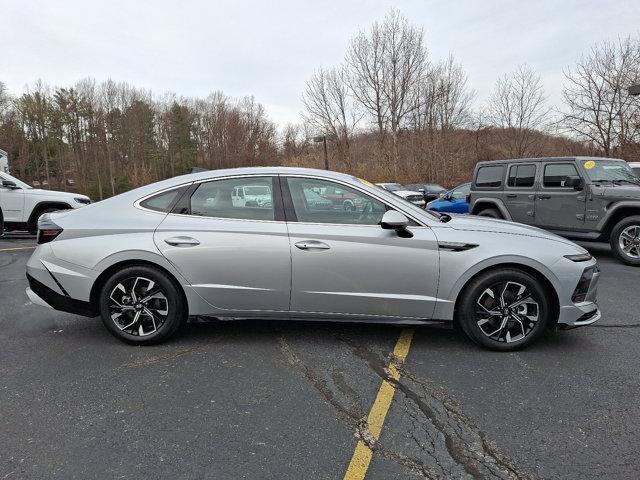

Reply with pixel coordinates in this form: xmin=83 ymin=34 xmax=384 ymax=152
xmin=74 ymin=197 xmax=91 ymax=205
xmin=571 ymin=265 xmax=598 ymax=303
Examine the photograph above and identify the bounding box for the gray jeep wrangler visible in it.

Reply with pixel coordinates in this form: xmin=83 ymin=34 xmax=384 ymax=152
xmin=469 ymin=156 xmax=640 ymax=266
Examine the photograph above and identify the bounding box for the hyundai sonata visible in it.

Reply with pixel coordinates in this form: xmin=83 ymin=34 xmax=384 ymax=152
xmin=26 ymin=167 xmax=600 ymax=350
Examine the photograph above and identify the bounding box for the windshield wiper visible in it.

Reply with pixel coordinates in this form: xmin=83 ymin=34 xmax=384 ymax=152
xmin=613 ymin=178 xmax=640 ymax=187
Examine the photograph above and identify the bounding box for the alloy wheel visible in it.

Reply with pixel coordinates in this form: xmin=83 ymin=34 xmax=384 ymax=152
xmin=475 ymin=281 xmax=539 ymax=343
xmin=109 ymin=276 xmax=169 ymax=336
xmin=618 ymin=225 xmax=640 ymax=259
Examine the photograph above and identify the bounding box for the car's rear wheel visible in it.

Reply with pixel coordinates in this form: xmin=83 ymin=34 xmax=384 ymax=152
xmin=610 ymin=216 xmax=640 ymax=266
xmin=456 ymin=268 xmax=551 ymax=351
xmin=476 ymin=208 xmax=502 ymax=219
xmin=99 ymin=265 xmax=187 ymax=345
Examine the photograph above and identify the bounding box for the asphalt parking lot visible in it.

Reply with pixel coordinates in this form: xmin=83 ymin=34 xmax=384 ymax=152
xmin=1 ymin=235 xmax=639 ymax=480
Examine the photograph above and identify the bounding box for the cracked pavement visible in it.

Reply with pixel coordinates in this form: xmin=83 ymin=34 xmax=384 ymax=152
xmin=1 ymin=235 xmax=639 ymax=479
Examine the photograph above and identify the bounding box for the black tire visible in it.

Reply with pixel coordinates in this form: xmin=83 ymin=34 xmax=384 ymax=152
xmin=609 ymin=216 xmax=640 ymax=266
xmin=343 ymin=200 xmax=355 ymax=212
xmin=456 ymin=268 xmax=551 ymax=351
xmin=476 ymin=208 xmax=502 ymax=219
xmin=99 ymin=265 xmax=187 ymax=345
xmin=28 ymin=207 xmax=62 ymax=235
xmin=0 ymin=209 xmax=4 ymax=237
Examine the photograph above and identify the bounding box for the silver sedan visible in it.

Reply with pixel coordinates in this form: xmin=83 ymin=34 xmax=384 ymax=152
xmin=26 ymin=167 xmax=600 ymax=350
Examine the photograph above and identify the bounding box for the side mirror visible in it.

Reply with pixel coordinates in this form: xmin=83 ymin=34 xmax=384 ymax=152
xmin=380 ymin=210 xmax=413 ymax=238
xmin=566 ymin=176 xmax=583 ymax=190
xmin=2 ymin=180 xmax=19 ymax=189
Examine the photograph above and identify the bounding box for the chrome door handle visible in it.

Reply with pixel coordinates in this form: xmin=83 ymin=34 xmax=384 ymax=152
xmin=295 ymin=240 xmax=330 ymax=250
xmin=165 ymin=236 xmax=200 ymax=246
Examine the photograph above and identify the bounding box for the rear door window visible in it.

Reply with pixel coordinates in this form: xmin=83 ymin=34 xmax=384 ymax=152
xmin=189 ymin=177 xmax=276 ymax=220
xmin=475 ymin=165 xmax=504 ymax=188
xmin=507 ymin=164 xmax=536 ymax=188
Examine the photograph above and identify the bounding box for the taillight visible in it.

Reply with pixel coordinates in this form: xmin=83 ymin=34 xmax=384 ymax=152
xmin=37 ymin=214 xmax=63 ymax=244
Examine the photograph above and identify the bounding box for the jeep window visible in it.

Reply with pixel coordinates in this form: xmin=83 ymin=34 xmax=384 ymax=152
xmin=582 ymin=160 xmax=639 ymax=184
xmin=475 ymin=165 xmax=504 ymax=188
xmin=507 ymin=164 xmax=536 ymax=188
xmin=543 ymin=163 xmax=579 ymax=188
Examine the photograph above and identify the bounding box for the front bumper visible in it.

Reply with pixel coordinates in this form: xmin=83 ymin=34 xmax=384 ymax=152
xmin=557 ymin=263 xmax=600 ymax=328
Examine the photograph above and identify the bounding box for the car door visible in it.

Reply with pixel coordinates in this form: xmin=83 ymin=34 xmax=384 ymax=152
xmin=504 ymin=164 xmax=537 ymax=223
xmin=283 ymin=176 xmax=440 ymax=319
xmin=0 ymin=173 xmax=25 ymax=222
xmin=535 ymin=162 xmax=586 ymax=230
xmin=153 ymin=175 xmax=291 ymax=313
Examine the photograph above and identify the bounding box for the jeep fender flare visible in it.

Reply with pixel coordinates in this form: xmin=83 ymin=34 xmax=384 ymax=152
xmin=27 ymin=201 xmax=72 ymax=229
xmin=470 ymin=197 xmax=512 ymax=220
xmin=597 ymin=201 xmax=640 ymax=233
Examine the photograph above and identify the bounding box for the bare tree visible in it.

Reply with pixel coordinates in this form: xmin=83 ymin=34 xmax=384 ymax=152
xmin=302 ymin=65 xmax=359 ymax=163
xmin=561 ymin=36 xmax=640 ymax=156
xmin=489 ymin=64 xmax=550 ymax=157
xmin=346 ymin=9 xmax=427 ymax=161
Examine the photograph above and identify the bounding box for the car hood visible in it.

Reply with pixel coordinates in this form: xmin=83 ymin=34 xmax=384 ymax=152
xmin=445 ymin=215 xmax=581 ymax=247
xmin=601 ymin=184 xmax=640 ymax=199
xmin=28 ymin=189 xmax=90 ymax=201
xmin=393 ymin=190 xmax=422 ymax=197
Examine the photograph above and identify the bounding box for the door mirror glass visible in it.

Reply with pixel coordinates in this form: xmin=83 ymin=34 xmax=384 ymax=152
xmin=566 ymin=175 xmax=583 ymax=190
xmin=2 ymin=180 xmax=19 ymax=189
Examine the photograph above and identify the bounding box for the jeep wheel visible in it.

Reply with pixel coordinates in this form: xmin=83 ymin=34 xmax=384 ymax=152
xmin=610 ymin=216 xmax=640 ymax=266
xmin=477 ymin=208 xmax=502 ymax=219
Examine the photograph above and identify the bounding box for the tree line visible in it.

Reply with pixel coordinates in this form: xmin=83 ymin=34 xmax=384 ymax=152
xmin=1 ymin=10 xmax=639 ymax=198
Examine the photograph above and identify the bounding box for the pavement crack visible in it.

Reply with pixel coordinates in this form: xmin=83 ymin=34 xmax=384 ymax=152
xmin=340 ymin=336 xmax=531 ymax=480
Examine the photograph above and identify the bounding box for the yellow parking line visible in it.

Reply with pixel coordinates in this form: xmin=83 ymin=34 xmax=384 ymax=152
xmin=0 ymin=246 xmax=36 ymax=252
xmin=343 ymin=328 xmax=415 ymax=480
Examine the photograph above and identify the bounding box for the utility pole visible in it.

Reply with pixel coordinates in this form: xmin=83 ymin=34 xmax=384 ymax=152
xmin=313 ymin=135 xmax=329 ymax=170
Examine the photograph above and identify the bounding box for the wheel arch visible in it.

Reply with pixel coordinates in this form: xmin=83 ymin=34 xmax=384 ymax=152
xmin=451 ymin=261 xmax=560 ymax=329
xmin=90 ymin=259 xmax=189 ymax=314
xmin=27 ymin=201 xmax=72 ymax=229
xmin=598 ymin=202 xmax=640 ymax=238
xmin=470 ymin=198 xmax=511 ymax=219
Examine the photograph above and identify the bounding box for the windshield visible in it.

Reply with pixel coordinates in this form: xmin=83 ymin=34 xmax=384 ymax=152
xmin=244 ymin=186 xmax=271 ymax=196
xmin=0 ymin=171 xmax=32 ymax=189
xmin=583 ymin=160 xmax=639 ymax=183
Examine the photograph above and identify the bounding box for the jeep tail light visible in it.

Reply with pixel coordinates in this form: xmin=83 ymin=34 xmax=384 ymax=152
xmin=37 ymin=214 xmax=63 ymax=245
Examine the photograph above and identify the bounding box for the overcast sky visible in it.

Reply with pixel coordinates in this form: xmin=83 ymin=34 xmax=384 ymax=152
xmin=2 ymin=0 xmax=638 ymax=127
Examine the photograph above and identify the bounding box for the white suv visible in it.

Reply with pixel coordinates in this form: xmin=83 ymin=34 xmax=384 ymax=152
xmin=0 ymin=171 xmax=91 ymax=234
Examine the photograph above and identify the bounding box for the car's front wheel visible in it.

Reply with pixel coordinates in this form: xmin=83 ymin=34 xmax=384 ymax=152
xmin=609 ymin=216 xmax=640 ymax=266
xmin=456 ymin=268 xmax=551 ymax=351
xmin=99 ymin=265 xmax=187 ymax=345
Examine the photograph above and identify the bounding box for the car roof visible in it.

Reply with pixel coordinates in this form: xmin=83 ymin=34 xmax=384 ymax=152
xmin=475 ymin=156 xmax=626 ymax=166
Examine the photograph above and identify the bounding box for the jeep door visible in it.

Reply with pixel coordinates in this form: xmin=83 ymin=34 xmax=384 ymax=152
xmin=504 ymin=164 xmax=536 ymax=223
xmin=534 ymin=162 xmax=586 ymax=230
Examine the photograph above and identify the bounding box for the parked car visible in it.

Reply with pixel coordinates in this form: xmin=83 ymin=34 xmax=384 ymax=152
xmin=404 ymin=183 xmax=446 ymax=202
xmin=375 ymin=183 xmax=425 ymax=207
xmin=427 ymin=183 xmax=470 ymax=214
xmin=628 ymin=162 xmax=640 ymax=177
xmin=318 ymin=184 xmax=364 ymax=211
xmin=232 ymin=184 xmax=272 ymax=208
xmin=0 ymin=170 xmax=91 ymax=235
xmin=469 ymin=156 xmax=640 ymax=265
xmin=26 ymin=167 xmax=599 ymax=351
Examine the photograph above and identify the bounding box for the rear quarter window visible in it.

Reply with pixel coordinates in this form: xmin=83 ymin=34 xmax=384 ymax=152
xmin=475 ymin=165 xmax=504 ymax=188
xmin=140 ymin=188 xmax=183 ymax=212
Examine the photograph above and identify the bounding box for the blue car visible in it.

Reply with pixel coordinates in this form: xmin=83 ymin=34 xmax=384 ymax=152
xmin=427 ymin=182 xmax=470 ymax=214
